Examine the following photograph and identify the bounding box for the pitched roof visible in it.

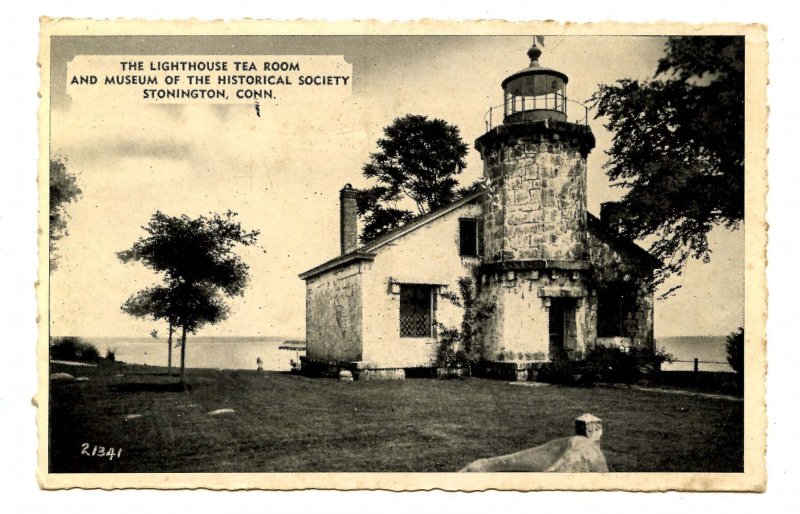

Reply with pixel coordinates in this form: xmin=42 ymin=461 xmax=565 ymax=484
xmin=586 ymin=212 xmax=661 ymax=269
xmin=359 ymin=191 xmax=484 ymax=253
xmin=298 ymin=191 xmax=483 ymax=280
xmin=298 ymin=189 xmax=659 ymax=280
xmin=297 ymin=251 xmax=376 ymax=281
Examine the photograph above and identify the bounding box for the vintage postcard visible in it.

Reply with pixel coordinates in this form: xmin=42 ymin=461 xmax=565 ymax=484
xmin=37 ymin=19 xmax=767 ymax=491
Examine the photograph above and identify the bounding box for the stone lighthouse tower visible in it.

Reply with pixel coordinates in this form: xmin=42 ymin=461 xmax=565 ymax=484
xmin=476 ymin=39 xmax=596 ymax=379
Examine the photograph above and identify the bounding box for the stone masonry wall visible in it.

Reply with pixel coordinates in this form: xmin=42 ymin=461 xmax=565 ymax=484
xmin=586 ymin=230 xmax=655 ymax=350
xmin=479 ymin=270 xmax=589 ymax=362
xmin=584 ymin=293 xmax=598 ymax=350
xmin=623 ymin=284 xmax=654 ymax=349
xmin=482 ymin=140 xmax=587 ymax=262
xmin=305 ymin=262 xmax=364 ymax=362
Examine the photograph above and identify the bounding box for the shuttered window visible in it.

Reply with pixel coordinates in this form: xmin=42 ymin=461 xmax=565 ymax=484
xmin=597 ymin=288 xmax=635 ymax=337
xmin=459 ymin=218 xmax=483 ymax=257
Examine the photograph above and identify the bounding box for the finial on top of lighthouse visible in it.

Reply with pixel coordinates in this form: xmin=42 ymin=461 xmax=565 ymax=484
xmin=527 ymin=35 xmax=545 ymax=65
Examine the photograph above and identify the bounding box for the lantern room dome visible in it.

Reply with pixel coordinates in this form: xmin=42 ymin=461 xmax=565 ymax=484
xmin=501 ymin=65 xmax=569 ymax=97
xmin=499 ymin=39 xmax=569 ymax=125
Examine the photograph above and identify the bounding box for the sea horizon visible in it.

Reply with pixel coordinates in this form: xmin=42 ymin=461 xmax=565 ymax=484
xmin=49 ymin=334 xmax=734 ymax=373
xmin=66 ymin=335 xmax=304 ymax=342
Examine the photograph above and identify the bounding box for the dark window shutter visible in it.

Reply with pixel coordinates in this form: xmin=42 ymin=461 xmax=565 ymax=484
xmin=477 ymin=219 xmax=484 ymax=257
xmin=459 ymin=218 xmax=478 ymax=257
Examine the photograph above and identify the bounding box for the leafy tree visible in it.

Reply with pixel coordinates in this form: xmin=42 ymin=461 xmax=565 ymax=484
xmin=726 ymin=327 xmax=744 ymax=374
xmin=357 ymin=114 xmax=470 ymax=242
xmin=122 ymin=285 xmax=181 ymax=374
xmin=118 ymin=211 xmax=259 ymax=384
xmin=49 ymin=158 xmax=82 ymax=270
xmin=592 ymin=37 xmax=744 ymax=292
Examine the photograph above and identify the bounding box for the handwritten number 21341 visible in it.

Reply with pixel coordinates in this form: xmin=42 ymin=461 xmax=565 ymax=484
xmin=81 ymin=443 xmax=122 ymax=461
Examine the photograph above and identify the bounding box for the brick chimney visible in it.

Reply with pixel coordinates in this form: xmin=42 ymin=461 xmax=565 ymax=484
xmin=600 ymin=201 xmax=625 ymax=235
xmin=339 ymin=184 xmax=359 ymax=254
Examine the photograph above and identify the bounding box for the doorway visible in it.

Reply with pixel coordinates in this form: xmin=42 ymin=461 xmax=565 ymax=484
xmin=548 ymin=298 xmax=578 ymax=361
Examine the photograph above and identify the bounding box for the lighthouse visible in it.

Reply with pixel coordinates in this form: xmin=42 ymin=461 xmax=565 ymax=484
xmin=300 ymin=38 xmax=656 ymax=381
xmin=475 ymin=39 xmax=597 ymax=377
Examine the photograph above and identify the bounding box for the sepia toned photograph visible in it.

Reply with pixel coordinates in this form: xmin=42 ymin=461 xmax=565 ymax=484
xmin=37 ymin=19 xmax=767 ymax=490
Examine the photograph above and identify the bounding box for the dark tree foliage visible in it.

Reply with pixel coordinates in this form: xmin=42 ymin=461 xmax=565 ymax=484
xmin=118 ymin=211 xmax=259 ymax=296
xmin=726 ymin=327 xmax=744 ymax=374
xmin=122 ymin=286 xmax=180 ymax=326
xmin=357 ymin=114 xmax=470 ymax=242
xmin=592 ymin=37 xmax=744 ymax=293
xmin=122 ymin=285 xmax=183 ymax=373
xmin=121 ymin=278 xmax=230 ymax=332
xmin=49 ymin=158 xmax=82 ymax=270
xmin=118 ymin=211 xmax=259 ymax=383
xmin=50 ymin=336 xmax=101 ymax=363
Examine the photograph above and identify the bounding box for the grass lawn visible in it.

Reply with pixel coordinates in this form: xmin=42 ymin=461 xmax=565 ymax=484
xmin=48 ymin=362 xmax=743 ymax=473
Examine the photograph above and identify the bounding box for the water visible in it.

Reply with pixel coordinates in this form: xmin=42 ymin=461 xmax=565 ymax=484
xmin=656 ymin=336 xmax=733 ymax=372
xmin=79 ymin=335 xmax=731 ymax=373
xmin=84 ymin=336 xmax=305 ymax=372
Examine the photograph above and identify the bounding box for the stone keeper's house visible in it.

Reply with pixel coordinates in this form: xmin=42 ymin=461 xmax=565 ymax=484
xmin=298 ymin=43 xmax=660 ymax=380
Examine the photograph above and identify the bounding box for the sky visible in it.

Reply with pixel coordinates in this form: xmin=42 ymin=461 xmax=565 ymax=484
xmin=48 ymin=34 xmax=744 ymax=339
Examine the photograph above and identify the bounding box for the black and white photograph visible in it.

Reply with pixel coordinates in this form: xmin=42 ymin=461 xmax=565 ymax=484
xmin=36 ymin=19 xmax=766 ymax=491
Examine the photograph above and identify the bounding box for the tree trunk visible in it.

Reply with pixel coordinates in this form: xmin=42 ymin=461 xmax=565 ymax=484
xmin=179 ymin=325 xmax=187 ymax=386
xmin=167 ymin=323 xmax=174 ymax=375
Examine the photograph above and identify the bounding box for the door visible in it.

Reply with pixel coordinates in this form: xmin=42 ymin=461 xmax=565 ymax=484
xmin=548 ymin=298 xmax=577 ymax=361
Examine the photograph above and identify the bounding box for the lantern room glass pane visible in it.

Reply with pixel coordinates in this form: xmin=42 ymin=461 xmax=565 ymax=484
xmin=505 ymin=73 xmax=565 ymax=97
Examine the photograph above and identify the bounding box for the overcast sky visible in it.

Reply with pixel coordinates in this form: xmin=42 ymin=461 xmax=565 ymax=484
xmin=48 ymin=35 xmax=744 ymax=339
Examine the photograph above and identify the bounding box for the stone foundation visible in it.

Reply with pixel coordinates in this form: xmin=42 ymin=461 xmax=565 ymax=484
xmin=358 ymin=368 xmax=406 ymax=380
xmin=299 ymin=356 xmax=359 ymax=378
xmin=435 ymin=367 xmax=469 ymax=379
xmin=472 ymin=360 xmax=546 ymax=382
xmin=300 ymin=356 xmax=407 ymax=380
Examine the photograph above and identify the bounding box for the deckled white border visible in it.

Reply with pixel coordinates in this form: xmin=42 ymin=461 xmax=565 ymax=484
xmin=35 ymin=18 xmax=767 ymax=493
xmin=3 ymin=0 xmax=795 ymax=510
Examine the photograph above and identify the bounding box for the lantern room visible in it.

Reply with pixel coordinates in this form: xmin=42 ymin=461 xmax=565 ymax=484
xmin=500 ymin=40 xmax=568 ymax=125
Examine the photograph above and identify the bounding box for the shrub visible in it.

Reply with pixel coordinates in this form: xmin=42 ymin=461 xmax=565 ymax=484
xmin=434 ymin=277 xmax=495 ymax=371
xmin=538 ymin=344 xmax=672 ymax=386
xmin=538 ymin=359 xmax=590 ymax=386
xmin=435 ymin=326 xmax=469 ymax=369
xmin=105 ymin=347 xmax=117 ymax=362
xmin=50 ymin=336 xmax=101 ymax=363
xmin=585 ymin=345 xmax=640 ymax=384
xmin=588 ymin=344 xmax=672 ymax=384
xmin=726 ymin=327 xmax=744 ymax=374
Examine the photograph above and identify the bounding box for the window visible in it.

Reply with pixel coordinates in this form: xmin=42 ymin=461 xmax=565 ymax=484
xmin=459 ymin=218 xmax=483 ymax=257
xmin=597 ymin=288 xmax=635 ymax=337
xmin=399 ymin=284 xmax=436 ymax=338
